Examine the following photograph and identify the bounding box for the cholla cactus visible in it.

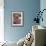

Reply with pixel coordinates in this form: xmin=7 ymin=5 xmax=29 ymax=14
xmin=2 ymin=43 xmax=7 ymax=46
xmin=23 ymin=32 xmax=34 ymax=46
xmin=1 ymin=41 xmax=7 ymax=46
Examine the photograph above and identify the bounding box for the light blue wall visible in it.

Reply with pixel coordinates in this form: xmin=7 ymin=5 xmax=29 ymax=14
xmin=40 ymin=0 xmax=46 ymax=27
xmin=40 ymin=0 xmax=46 ymax=44
xmin=4 ymin=0 xmax=40 ymax=42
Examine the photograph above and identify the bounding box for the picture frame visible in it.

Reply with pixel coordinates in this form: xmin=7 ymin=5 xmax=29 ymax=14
xmin=12 ymin=11 xmax=24 ymax=27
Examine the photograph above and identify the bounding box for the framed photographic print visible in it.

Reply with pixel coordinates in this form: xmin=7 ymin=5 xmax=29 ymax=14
xmin=12 ymin=11 xmax=24 ymax=26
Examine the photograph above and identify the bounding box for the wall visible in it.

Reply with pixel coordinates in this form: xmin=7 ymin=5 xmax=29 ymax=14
xmin=0 ymin=0 xmax=4 ymax=42
xmin=40 ymin=0 xmax=46 ymax=27
xmin=4 ymin=0 xmax=40 ymax=42
xmin=40 ymin=0 xmax=46 ymax=45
